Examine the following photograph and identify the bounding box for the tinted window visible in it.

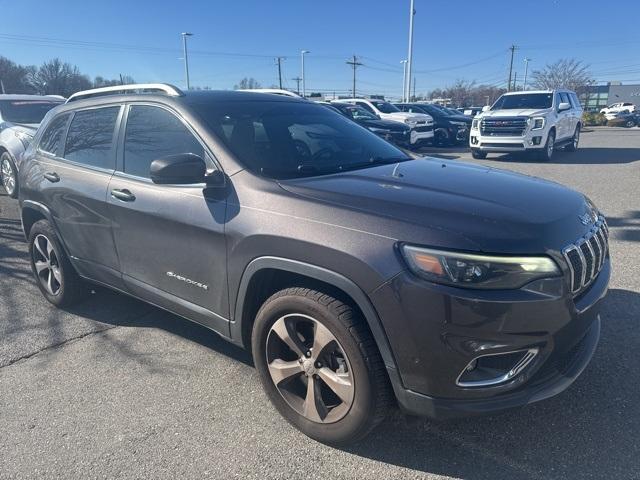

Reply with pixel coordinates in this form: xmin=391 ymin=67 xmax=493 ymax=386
xmin=0 ymin=100 xmax=62 ymax=124
xmin=559 ymin=92 xmax=570 ymax=106
xmin=39 ymin=113 xmax=70 ymax=156
xmin=195 ymin=100 xmax=409 ymax=179
xmin=124 ymin=106 xmax=204 ymax=178
xmin=64 ymin=107 xmax=120 ymax=169
xmin=370 ymin=101 xmax=400 ymax=113
xmin=355 ymin=102 xmax=375 ymax=114
xmin=492 ymin=93 xmax=553 ymax=110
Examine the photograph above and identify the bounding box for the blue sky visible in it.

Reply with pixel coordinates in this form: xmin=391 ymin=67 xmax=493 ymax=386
xmin=2 ymin=0 xmax=640 ymax=98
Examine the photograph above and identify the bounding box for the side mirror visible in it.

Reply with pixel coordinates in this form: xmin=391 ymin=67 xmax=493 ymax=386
xmin=558 ymin=102 xmax=571 ymax=112
xmin=150 ymin=153 xmax=206 ymax=185
xmin=482 ymin=105 xmax=490 ymax=112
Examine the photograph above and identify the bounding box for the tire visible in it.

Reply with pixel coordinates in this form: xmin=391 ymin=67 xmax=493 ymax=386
xmin=565 ymin=125 xmax=580 ymax=152
xmin=471 ymin=149 xmax=487 ymax=159
xmin=252 ymin=287 xmax=392 ymax=445
xmin=28 ymin=220 xmax=87 ymax=307
xmin=626 ymin=120 xmax=635 ymax=128
xmin=1 ymin=152 xmax=18 ymax=199
xmin=434 ymin=128 xmax=450 ymax=146
xmin=538 ymin=129 xmax=555 ymax=161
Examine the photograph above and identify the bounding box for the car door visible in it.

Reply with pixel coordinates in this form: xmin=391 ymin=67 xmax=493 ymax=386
xmin=107 ymin=103 xmax=229 ymax=334
xmin=35 ymin=105 xmax=124 ymax=288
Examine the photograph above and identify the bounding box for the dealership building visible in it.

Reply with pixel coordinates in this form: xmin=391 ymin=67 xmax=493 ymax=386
xmin=581 ymin=82 xmax=640 ymax=111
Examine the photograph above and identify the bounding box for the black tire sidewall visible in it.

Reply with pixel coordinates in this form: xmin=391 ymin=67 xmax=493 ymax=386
xmin=252 ymin=292 xmax=376 ymax=445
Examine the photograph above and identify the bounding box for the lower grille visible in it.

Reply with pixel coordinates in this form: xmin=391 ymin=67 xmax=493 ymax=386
xmin=563 ymin=217 xmax=609 ymax=294
xmin=414 ymin=125 xmax=433 ymax=132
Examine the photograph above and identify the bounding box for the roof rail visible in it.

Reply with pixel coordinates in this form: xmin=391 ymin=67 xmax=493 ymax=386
xmin=66 ymin=83 xmax=184 ymax=103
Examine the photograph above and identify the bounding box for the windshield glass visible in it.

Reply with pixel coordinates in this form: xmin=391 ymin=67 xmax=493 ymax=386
xmin=492 ymin=93 xmax=553 ymax=110
xmin=370 ymin=101 xmax=400 ymax=114
xmin=344 ymin=105 xmax=378 ymax=120
xmin=0 ymin=100 xmax=62 ymax=124
xmin=195 ymin=100 xmax=410 ymax=179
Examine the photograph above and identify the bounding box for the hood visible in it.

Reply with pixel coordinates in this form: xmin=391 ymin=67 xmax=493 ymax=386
xmin=279 ymin=157 xmax=593 ymax=254
xmin=482 ymin=108 xmax=550 ymax=118
xmin=357 ymin=118 xmax=410 ymax=131
xmin=1 ymin=122 xmax=39 ymax=135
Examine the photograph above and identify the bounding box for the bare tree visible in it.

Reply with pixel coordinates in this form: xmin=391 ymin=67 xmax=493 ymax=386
xmin=531 ymin=58 xmax=593 ymax=94
xmin=428 ymin=81 xmax=506 ymax=107
xmin=234 ymin=77 xmax=261 ymax=90
xmin=0 ymin=56 xmax=36 ymax=94
xmin=27 ymin=58 xmax=92 ymax=97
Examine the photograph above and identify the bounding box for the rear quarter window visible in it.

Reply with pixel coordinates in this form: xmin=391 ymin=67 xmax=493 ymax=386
xmin=64 ymin=106 xmax=120 ymax=169
xmin=38 ymin=113 xmax=71 ymax=156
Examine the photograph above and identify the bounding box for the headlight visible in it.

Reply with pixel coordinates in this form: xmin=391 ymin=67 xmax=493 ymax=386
xmin=401 ymin=245 xmax=560 ymax=289
xmin=531 ymin=117 xmax=545 ymax=130
xmin=368 ymin=127 xmax=392 ymax=134
xmin=471 ymin=119 xmax=479 ymax=130
xmin=14 ymin=130 xmax=34 ymax=149
xmin=449 ymin=121 xmax=467 ymax=127
xmin=404 ymin=119 xmax=417 ymax=126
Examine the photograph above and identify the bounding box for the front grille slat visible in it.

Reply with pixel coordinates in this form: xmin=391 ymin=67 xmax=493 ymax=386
xmin=480 ymin=117 xmax=528 ymax=137
xmin=562 ymin=218 xmax=609 ymax=294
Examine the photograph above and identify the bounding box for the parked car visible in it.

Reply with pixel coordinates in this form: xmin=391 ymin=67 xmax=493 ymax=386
xmin=325 ymin=102 xmax=410 ymax=146
xmin=0 ymin=95 xmax=64 ymax=198
xmin=600 ymin=102 xmax=636 ymax=116
xmin=470 ymin=89 xmax=583 ymax=161
xmin=395 ymin=102 xmax=471 ymax=146
xmin=458 ymin=106 xmax=485 ymax=117
xmin=607 ymin=111 xmax=640 ymax=128
xmin=331 ymin=98 xmax=433 ymax=147
xmin=20 ymin=84 xmax=609 ymax=445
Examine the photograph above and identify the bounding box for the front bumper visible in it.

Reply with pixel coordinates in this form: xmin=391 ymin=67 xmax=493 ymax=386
xmin=371 ymin=257 xmax=610 ymax=419
xmin=469 ymin=127 xmax=549 ymax=152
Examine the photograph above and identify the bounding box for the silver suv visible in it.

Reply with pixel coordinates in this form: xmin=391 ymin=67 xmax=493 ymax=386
xmin=469 ymin=89 xmax=583 ymax=161
xmin=0 ymin=95 xmax=64 ymax=198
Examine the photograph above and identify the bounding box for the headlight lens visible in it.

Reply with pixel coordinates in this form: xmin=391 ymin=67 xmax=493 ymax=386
xmin=449 ymin=121 xmax=467 ymax=126
xmin=404 ymin=119 xmax=417 ymax=126
xmin=471 ymin=119 xmax=479 ymax=130
xmin=401 ymin=245 xmax=560 ymax=289
xmin=531 ymin=117 xmax=545 ymax=130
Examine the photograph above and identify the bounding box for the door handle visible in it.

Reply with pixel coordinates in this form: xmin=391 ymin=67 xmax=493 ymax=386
xmin=111 ymin=188 xmax=136 ymax=202
xmin=43 ymin=172 xmax=60 ymax=183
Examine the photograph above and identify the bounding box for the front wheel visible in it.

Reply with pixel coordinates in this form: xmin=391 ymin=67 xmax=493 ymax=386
xmin=471 ymin=149 xmax=487 ymax=159
xmin=252 ymin=288 xmax=392 ymax=445
xmin=538 ymin=130 xmax=555 ymax=161
xmin=1 ymin=153 xmax=18 ymax=199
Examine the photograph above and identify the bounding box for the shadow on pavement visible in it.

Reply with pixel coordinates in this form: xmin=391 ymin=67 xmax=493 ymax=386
xmin=607 ymin=210 xmax=640 ymax=243
xmin=344 ymin=288 xmax=640 ymax=479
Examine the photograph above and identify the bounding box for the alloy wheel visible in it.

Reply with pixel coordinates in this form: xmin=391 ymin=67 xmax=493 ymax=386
xmin=32 ymin=234 xmax=62 ymax=296
xmin=547 ymin=133 xmax=554 ymax=157
xmin=574 ymin=129 xmax=580 ymax=148
xmin=1 ymin=158 xmax=16 ymax=196
xmin=266 ymin=313 xmax=355 ymax=423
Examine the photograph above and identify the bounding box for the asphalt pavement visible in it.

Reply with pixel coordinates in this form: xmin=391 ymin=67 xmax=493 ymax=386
xmin=1 ymin=127 xmax=639 ymax=479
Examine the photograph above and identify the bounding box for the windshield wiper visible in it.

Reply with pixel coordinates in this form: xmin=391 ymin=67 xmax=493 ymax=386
xmin=337 ymin=156 xmax=410 ymax=173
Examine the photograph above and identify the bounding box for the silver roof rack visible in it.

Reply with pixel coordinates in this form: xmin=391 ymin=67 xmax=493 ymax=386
xmin=66 ymin=83 xmax=184 ymax=103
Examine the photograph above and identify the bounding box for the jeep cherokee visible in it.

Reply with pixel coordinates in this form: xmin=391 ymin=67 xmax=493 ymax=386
xmin=18 ymin=84 xmax=609 ymax=445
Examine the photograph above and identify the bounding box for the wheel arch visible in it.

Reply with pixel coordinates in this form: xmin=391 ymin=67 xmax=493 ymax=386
xmin=20 ymin=201 xmax=54 ymax=241
xmin=230 ymin=256 xmax=401 ymax=385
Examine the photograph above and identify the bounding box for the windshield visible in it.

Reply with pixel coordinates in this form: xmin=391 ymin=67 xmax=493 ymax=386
xmin=0 ymin=100 xmax=62 ymax=124
xmin=492 ymin=93 xmax=553 ymax=110
xmin=370 ymin=101 xmax=400 ymax=114
xmin=195 ymin=100 xmax=410 ymax=179
xmin=344 ymin=105 xmax=378 ymax=120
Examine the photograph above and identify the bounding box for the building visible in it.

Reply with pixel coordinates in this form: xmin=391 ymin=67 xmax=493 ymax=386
xmin=581 ymin=82 xmax=640 ymax=112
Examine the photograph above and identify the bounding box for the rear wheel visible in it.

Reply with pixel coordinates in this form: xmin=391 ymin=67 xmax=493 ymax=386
xmin=252 ymin=287 xmax=392 ymax=445
xmin=1 ymin=153 xmax=18 ymax=199
xmin=28 ymin=220 xmax=87 ymax=307
xmin=471 ymin=149 xmax=487 ymax=159
xmin=626 ymin=120 xmax=635 ymax=128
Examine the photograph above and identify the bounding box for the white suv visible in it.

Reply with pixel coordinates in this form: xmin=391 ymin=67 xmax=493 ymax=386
xmin=332 ymin=98 xmax=434 ymax=146
xmin=469 ymin=90 xmax=582 ymax=161
xmin=600 ymin=102 xmax=635 ymax=116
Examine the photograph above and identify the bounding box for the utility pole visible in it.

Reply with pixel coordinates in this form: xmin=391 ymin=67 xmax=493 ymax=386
xmin=413 ymin=76 xmax=416 ymax=101
xmin=507 ymin=44 xmax=518 ymax=92
xmin=301 ymin=50 xmax=310 ymax=97
xmin=405 ymin=0 xmax=416 ymax=102
xmin=275 ymin=57 xmax=285 ymax=89
xmin=0 ymin=79 xmax=5 ymax=94
xmin=181 ymin=32 xmax=194 ymax=90
xmin=513 ymin=72 xmax=518 ymax=91
xmin=346 ymin=55 xmax=363 ymax=98
xmin=523 ymin=58 xmax=531 ymax=91
xmin=400 ymin=60 xmax=408 ymax=102
xmin=292 ymin=76 xmax=302 ymax=95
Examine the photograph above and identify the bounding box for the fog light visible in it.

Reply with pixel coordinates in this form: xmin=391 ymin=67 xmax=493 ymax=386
xmin=456 ymin=348 xmax=538 ymax=388
xmin=532 ymin=136 xmax=542 ymax=145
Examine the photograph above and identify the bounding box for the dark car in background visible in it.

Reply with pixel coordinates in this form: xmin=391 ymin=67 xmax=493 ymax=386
xmin=324 ymin=102 xmax=411 ymax=146
xmin=607 ymin=111 xmax=640 ymax=128
xmin=395 ymin=102 xmax=471 ymax=146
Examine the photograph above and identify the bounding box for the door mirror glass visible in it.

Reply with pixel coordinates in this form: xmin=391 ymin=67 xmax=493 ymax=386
xmin=558 ymin=102 xmax=571 ymax=112
xmin=150 ymin=153 xmax=206 ymax=184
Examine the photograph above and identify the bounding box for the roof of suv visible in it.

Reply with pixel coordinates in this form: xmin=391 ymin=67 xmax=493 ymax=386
xmin=502 ymin=89 xmax=572 ymax=95
xmin=0 ymin=94 xmax=65 ymax=102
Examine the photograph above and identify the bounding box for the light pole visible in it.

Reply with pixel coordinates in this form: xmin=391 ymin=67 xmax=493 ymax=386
xmin=181 ymin=32 xmax=193 ymax=90
xmin=405 ymin=0 xmax=416 ymax=102
xmin=523 ymin=58 xmax=531 ymax=91
xmin=400 ymin=60 xmax=408 ymax=102
xmin=301 ymin=50 xmax=310 ymax=97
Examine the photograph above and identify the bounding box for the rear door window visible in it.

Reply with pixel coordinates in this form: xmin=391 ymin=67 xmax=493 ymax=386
xmin=38 ymin=113 xmax=71 ymax=156
xmin=64 ymin=106 xmax=120 ymax=169
xmin=123 ymin=105 xmax=204 ymax=178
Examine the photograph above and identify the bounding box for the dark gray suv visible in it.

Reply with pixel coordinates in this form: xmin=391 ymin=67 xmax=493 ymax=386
xmin=18 ymin=84 xmax=610 ymax=445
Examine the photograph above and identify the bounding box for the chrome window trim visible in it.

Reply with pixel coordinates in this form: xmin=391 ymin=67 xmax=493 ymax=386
xmin=456 ymin=348 xmax=539 ymax=388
